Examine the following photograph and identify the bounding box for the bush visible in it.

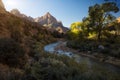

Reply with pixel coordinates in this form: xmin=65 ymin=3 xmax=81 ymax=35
xmin=0 ymin=64 xmax=24 ymax=80
xmin=31 ymin=58 xmax=83 ymax=80
xmin=28 ymin=53 xmax=120 ymax=80
xmin=11 ymin=30 xmax=23 ymax=43
xmin=67 ymin=40 xmax=98 ymax=52
xmin=0 ymin=38 xmax=26 ymax=67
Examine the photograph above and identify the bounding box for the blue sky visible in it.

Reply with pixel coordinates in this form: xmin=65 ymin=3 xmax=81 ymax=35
xmin=3 ymin=0 xmax=120 ymax=27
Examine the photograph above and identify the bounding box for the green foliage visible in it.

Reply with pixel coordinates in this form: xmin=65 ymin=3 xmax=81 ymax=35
xmin=51 ymin=30 xmax=64 ymax=38
xmin=68 ymin=2 xmax=119 ymax=41
xmin=67 ymin=22 xmax=87 ymax=41
xmin=82 ymin=17 xmax=91 ymax=36
xmin=66 ymin=30 xmax=79 ymax=40
xmin=66 ymin=1 xmax=120 ymax=59
xmin=88 ymin=2 xmax=119 ymax=41
xmin=67 ymin=39 xmax=98 ymax=52
xmin=70 ymin=22 xmax=83 ymax=34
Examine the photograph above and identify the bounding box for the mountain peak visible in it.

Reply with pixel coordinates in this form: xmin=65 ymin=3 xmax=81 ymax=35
xmin=46 ymin=12 xmax=51 ymax=15
xmin=34 ymin=12 xmax=69 ymax=33
xmin=45 ymin=12 xmax=53 ymax=18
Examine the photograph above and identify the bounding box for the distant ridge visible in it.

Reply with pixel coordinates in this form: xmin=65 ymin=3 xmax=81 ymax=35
xmin=10 ymin=9 xmax=69 ymax=33
xmin=10 ymin=9 xmax=34 ymax=22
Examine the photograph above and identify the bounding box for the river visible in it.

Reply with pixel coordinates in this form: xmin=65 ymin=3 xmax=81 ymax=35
xmin=44 ymin=41 xmax=120 ymax=74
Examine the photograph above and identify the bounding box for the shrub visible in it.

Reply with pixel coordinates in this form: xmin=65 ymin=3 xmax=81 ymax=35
xmin=0 ymin=64 xmax=24 ymax=80
xmin=0 ymin=38 xmax=26 ymax=67
xmin=11 ymin=30 xmax=23 ymax=43
xmin=31 ymin=58 xmax=83 ymax=80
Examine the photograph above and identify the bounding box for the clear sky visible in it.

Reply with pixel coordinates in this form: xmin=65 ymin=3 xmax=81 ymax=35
xmin=2 ymin=0 xmax=120 ymax=27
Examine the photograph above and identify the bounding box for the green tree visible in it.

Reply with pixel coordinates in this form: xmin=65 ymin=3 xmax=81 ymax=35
xmin=88 ymin=2 xmax=119 ymax=41
xmin=82 ymin=17 xmax=91 ymax=37
xmin=70 ymin=22 xmax=82 ymax=33
xmin=67 ymin=22 xmax=82 ymax=40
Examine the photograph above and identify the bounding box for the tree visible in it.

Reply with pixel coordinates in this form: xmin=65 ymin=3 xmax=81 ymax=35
xmin=82 ymin=17 xmax=91 ymax=37
xmin=68 ymin=22 xmax=85 ymax=40
xmin=88 ymin=2 xmax=119 ymax=41
xmin=70 ymin=22 xmax=82 ymax=33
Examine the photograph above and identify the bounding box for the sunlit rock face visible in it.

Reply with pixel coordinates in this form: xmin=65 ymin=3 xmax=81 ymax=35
xmin=35 ymin=12 xmax=58 ymax=25
xmin=35 ymin=12 xmax=55 ymax=24
xmin=34 ymin=12 xmax=69 ymax=33
xmin=0 ymin=0 xmax=5 ymax=11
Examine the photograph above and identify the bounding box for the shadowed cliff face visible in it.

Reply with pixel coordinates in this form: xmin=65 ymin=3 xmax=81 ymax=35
xmin=0 ymin=0 xmax=5 ymax=11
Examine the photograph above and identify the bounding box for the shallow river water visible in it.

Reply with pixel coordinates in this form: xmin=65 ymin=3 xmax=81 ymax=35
xmin=44 ymin=41 xmax=120 ymax=74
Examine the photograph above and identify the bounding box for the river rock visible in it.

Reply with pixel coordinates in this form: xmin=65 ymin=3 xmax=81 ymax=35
xmin=87 ymin=51 xmax=91 ymax=54
xmin=98 ymin=45 xmax=105 ymax=50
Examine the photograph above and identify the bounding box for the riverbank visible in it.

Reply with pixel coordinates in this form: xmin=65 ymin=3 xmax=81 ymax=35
xmin=55 ymin=41 xmax=120 ymax=67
